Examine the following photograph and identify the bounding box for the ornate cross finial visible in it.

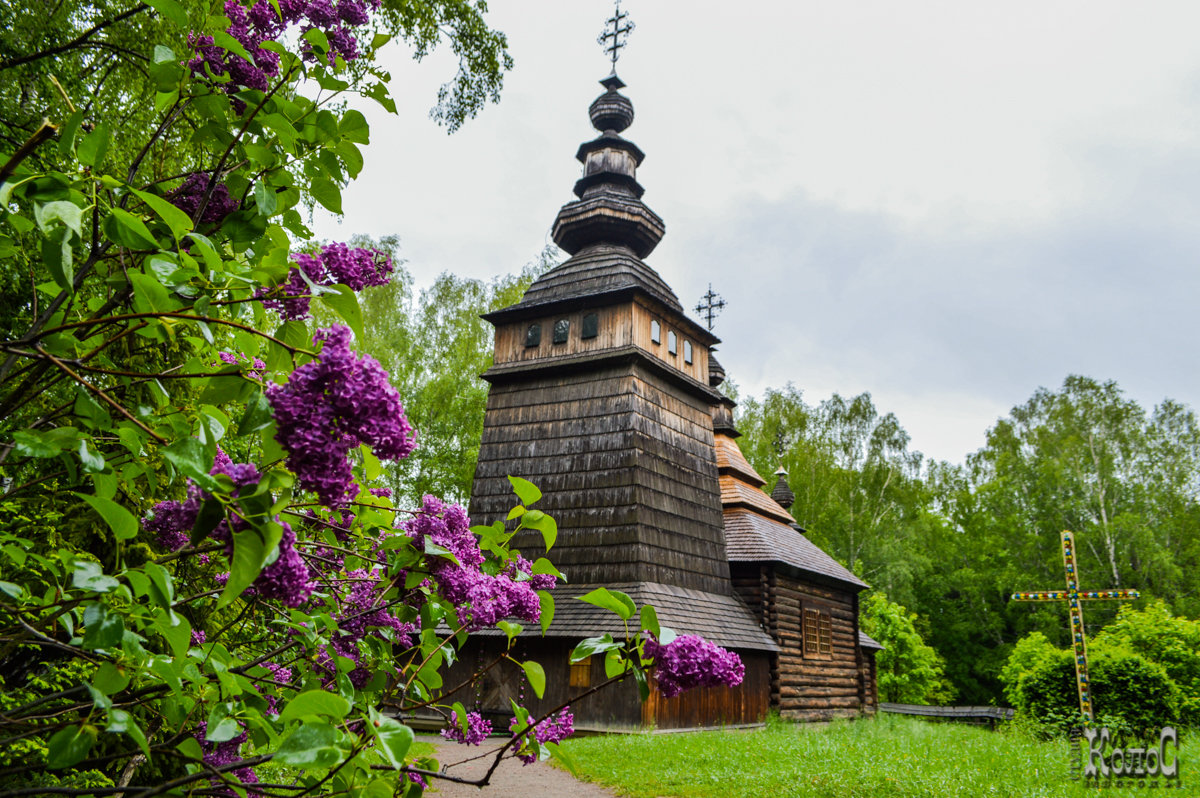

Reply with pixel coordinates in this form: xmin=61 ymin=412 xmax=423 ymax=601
xmin=598 ymin=0 xmax=635 ymax=71
xmin=694 ymin=284 xmax=726 ymax=331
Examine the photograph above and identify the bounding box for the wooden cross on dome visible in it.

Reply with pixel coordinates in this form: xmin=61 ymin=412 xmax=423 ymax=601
xmin=695 ymin=283 xmax=726 ymax=331
xmin=1011 ymin=530 xmax=1140 ymax=723
xmin=598 ymin=0 xmax=635 ymax=69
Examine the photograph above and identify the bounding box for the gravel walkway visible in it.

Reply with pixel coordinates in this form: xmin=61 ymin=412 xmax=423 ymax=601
xmin=418 ymin=736 xmax=619 ymax=798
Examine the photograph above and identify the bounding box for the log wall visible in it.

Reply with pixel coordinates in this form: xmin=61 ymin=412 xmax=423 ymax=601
xmin=731 ymin=564 xmax=873 ymax=721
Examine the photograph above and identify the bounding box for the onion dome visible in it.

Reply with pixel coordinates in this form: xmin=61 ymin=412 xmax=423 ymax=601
xmin=551 ymin=76 xmax=665 ymax=259
xmin=709 ymin=353 xmax=726 ymax=388
xmin=770 ymin=467 xmax=795 ymax=510
xmin=589 ymin=74 xmax=634 ymax=133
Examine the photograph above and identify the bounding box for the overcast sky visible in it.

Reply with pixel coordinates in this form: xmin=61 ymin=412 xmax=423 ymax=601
xmin=312 ymin=1 xmax=1200 ymax=466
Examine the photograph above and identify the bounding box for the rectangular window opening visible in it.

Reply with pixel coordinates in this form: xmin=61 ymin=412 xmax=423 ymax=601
xmin=570 ymin=656 xmax=592 ymax=688
xmin=667 ymin=330 xmax=677 ymax=355
xmin=683 ymin=340 xmax=693 ymax=364
xmin=650 ymin=319 xmax=661 ymax=344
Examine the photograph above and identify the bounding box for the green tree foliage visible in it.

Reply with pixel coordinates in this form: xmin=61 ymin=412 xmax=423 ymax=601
xmin=859 ymin=592 xmax=954 ymax=704
xmin=1093 ymin=601 xmax=1200 ymax=726
xmin=1000 ymin=632 xmax=1181 ymax=736
xmin=736 ymin=385 xmax=932 ymax=598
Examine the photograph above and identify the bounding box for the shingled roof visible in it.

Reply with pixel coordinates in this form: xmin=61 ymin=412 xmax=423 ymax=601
xmin=477 ymin=581 xmax=779 ymax=652
xmin=858 ymin=630 xmax=884 ymax=651
xmin=716 ymin=431 xmax=869 ymax=591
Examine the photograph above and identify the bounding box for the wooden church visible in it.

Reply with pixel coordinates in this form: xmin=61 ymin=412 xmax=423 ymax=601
xmin=448 ymin=63 xmax=881 ymax=730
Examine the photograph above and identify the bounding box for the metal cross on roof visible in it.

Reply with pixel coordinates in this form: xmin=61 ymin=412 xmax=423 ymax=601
xmin=694 ymin=284 xmax=727 ymax=331
xmin=1012 ymin=530 xmax=1140 ymax=724
xmin=598 ymin=0 xmax=635 ymax=69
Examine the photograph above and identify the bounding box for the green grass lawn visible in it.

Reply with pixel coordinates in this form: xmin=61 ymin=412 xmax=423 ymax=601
xmin=559 ymin=715 xmax=1195 ymax=798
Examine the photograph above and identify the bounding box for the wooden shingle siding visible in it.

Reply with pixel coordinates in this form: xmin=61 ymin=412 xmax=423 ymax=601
xmin=469 ymin=361 xmax=734 ymax=594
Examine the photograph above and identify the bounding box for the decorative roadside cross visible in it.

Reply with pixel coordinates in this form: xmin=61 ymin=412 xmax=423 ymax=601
xmin=1012 ymin=530 xmax=1139 ymax=724
xmin=694 ymin=284 xmax=726 ymax=331
xmin=598 ymin=0 xmax=635 ymax=70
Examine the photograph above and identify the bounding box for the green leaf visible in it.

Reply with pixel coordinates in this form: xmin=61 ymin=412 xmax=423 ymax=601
xmin=571 ymin=633 xmax=620 ymax=662
xmin=310 ymin=175 xmax=342 ymax=214
xmin=46 ymin=725 xmax=96 ymax=770
xmin=37 ymin=200 xmax=84 ymax=237
xmin=93 ymin=662 xmax=131 ymax=695
xmin=547 ymin=741 xmax=581 ymax=777
xmin=13 ymin=426 xmax=80 ymax=457
xmin=218 ymin=524 xmax=283 ymax=608
xmin=253 ymin=180 xmax=277 ymax=216
xmin=639 ymin=604 xmax=660 ymax=639
xmin=206 ymin=717 xmax=240 ymax=743
xmin=42 ymin=225 xmax=74 ymax=291
xmin=77 ymin=123 xmax=111 ymax=167
xmin=73 ymin=561 xmax=120 ymax=593
xmin=522 ymin=660 xmax=546 ymax=699
xmin=162 ymin=438 xmax=220 ymax=492
xmin=578 ymin=587 xmax=636 ymax=620
xmin=145 ymin=0 xmax=188 ymax=27
xmin=237 ymin=391 xmax=274 ymax=436
xmin=632 ymin=662 xmax=650 ymax=702
xmin=107 ymin=709 xmax=151 ymax=758
xmin=158 ymin=613 xmax=191 ymax=659
xmin=104 ymin=208 xmax=159 ymax=250
xmin=145 ymin=562 xmax=175 ymax=607
xmin=507 ymin=475 xmax=542 ymax=506
xmin=506 ymin=505 xmax=525 ymax=521
xmin=339 ymin=109 xmax=370 ymax=143
xmin=604 ymin=648 xmax=625 ymax=678
xmin=497 ymin=620 xmax=522 ymax=642
xmin=211 ymin=28 xmax=252 ymax=63
xmin=82 ymin=603 xmax=125 ymax=649
xmin=277 ymin=690 xmax=351 ymax=723
xmin=523 ymin=510 xmax=557 ymax=552
xmin=274 ymin=721 xmax=341 ymax=767
xmin=75 ymin=493 xmax=138 ymax=541
xmin=58 ymin=110 xmax=85 ymax=158
xmin=321 ymin=284 xmax=362 ymax=340
xmin=131 ymin=187 xmax=194 ymax=241
xmin=657 ymin=626 xmax=677 ymax=645
xmin=538 ymin=590 xmax=554 ymax=635
xmin=77 ymin=438 xmax=106 ymax=473
xmin=368 ymin=710 xmax=414 ymax=769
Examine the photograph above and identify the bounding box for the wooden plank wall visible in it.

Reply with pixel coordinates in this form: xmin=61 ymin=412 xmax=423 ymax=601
xmin=492 ymin=305 xmax=634 ymax=367
xmin=642 ymin=651 xmax=772 ymax=729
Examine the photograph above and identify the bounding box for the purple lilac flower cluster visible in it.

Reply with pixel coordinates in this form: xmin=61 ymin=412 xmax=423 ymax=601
xmin=441 ymin=710 xmax=492 ymax=746
xmin=169 ymin=172 xmax=240 ymax=225
xmin=258 ymin=244 xmax=394 ymax=321
xmin=509 ymin=707 xmax=574 ymax=764
xmin=193 ymin=721 xmax=262 ymax=796
xmin=144 ymin=449 xmax=315 ymax=608
xmin=267 ymin=325 xmax=416 ymax=505
xmin=188 ymin=0 xmax=380 ymax=93
xmin=642 ymin=634 xmax=745 ymax=699
xmin=403 ymin=496 xmax=555 ymax=632
xmin=219 ymin=350 xmax=266 ymax=379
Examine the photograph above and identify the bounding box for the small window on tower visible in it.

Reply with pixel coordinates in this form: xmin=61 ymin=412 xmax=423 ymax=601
xmin=684 ymin=340 xmax=693 ymax=364
xmin=553 ymin=319 xmax=570 ymax=344
xmin=525 ymin=323 xmax=541 ymax=347
xmin=582 ymin=312 xmax=599 ymax=339
xmin=570 ymin=656 xmax=592 ymax=688
xmin=667 ymin=330 xmax=677 ymax=355
xmin=650 ymin=319 xmax=661 ymax=344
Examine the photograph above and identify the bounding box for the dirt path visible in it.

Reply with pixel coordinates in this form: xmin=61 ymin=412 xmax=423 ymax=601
xmin=418 ymin=736 xmax=619 ymax=798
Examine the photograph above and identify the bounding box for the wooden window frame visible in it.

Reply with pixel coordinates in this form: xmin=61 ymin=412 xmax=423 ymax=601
xmin=525 ymin=323 xmax=541 ymax=347
xmin=803 ymin=604 xmax=833 ymax=659
xmin=581 ymin=312 xmax=599 ymax=339
xmin=570 ymin=655 xmax=592 ymax=688
xmin=552 ymin=318 xmax=570 ymax=344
